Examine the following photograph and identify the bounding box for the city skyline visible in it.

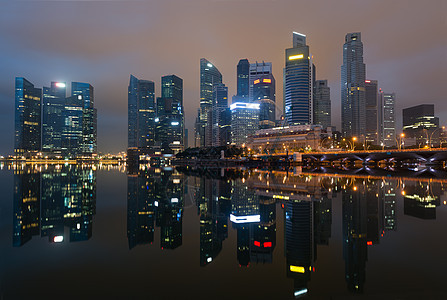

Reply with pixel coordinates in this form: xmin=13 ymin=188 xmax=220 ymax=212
xmin=1 ymin=0 xmax=446 ymax=154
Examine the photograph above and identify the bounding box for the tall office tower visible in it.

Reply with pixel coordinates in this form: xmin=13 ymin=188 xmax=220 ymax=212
xmin=403 ymin=104 xmax=439 ymax=147
xmin=313 ymin=80 xmax=331 ymax=129
xmin=230 ymin=102 xmax=260 ymax=146
xmin=365 ymin=80 xmax=378 ymax=144
xmin=197 ymin=58 xmax=223 ymax=147
xmin=128 ymin=75 xmax=156 ymax=149
xmin=156 ymin=75 xmax=184 ymax=153
xmin=237 ymin=59 xmax=250 ymax=101
xmin=284 ymin=32 xmax=314 ymax=125
xmin=72 ymin=82 xmax=97 ymax=155
xmin=252 ymin=74 xmax=276 ymax=129
xmin=341 ymin=32 xmax=366 ymax=138
xmin=249 ymin=61 xmax=272 ymax=102
xmin=211 ymin=83 xmax=229 ymax=146
xmin=14 ymin=77 xmax=42 ymax=156
xmin=381 ymin=92 xmax=396 ymax=147
xmin=42 ymin=82 xmax=66 ymax=154
xmin=61 ymin=95 xmax=84 ymax=157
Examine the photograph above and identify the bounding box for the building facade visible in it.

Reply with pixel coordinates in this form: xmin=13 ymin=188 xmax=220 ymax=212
xmin=313 ymin=80 xmax=331 ymax=129
xmin=381 ymin=92 xmax=396 ymax=147
xmin=252 ymin=74 xmax=276 ymax=129
xmin=365 ymin=80 xmax=378 ymax=144
xmin=211 ymin=83 xmax=229 ymax=146
xmin=128 ymin=75 xmax=156 ymax=149
xmin=230 ymin=102 xmax=260 ymax=146
xmin=14 ymin=77 xmax=42 ymax=156
xmin=197 ymin=58 xmax=223 ymax=147
xmin=403 ymin=104 xmax=439 ymax=147
xmin=341 ymin=32 xmax=366 ymax=138
xmin=237 ymin=59 xmax=250 ymax=101
xmin=249 ymin=62 xmax=272 ymax=102
xmin=284 ymin=32 xmax=313 ymax=125
xmin=156 ymin=75 xmax=184 ymax=153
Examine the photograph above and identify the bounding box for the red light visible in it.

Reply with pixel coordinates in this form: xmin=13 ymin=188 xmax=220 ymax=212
xmin=264 ymin=242 xmax=272 ymax=248
xmin=367 ymin=241 xmax=373 ymax=246
xmin=313 ymin=267 xmax=315 ymax=272
xmin=254 ymin=241 xmax=261 ymax=247
xmin=281 ymin=204 xmax=284 ymax=209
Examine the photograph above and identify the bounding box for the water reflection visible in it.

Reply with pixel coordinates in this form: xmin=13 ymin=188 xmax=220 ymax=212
xmin=10 ymin=165 xmax=446 ymax=297
xmin=13 ymin=165 xmax=96 ymax=246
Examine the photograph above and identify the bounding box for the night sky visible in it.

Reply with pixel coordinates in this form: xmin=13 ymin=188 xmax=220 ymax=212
xmin=1 ymin=0 xmax=446 ymax=155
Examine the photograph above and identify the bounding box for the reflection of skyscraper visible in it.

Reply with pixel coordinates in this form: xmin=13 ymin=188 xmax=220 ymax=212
xmin=14 ymin=77 xmax=42 ymax=156
xmin=342 ymin=184 xmax=367 ymax=293
xmin=403 ymin=182 xmax=440 ymax=219
xmin=251 ymin=196 xmax=276 ymax=264
xmin=127 ymin=171 xmax=156 ymax=249
xmin=313 ymin=195 xmax=332 ymax=246
xmin=13 ymin=165 xmax=96 ymax=246
xmin=284 ymin=200 xmax=313 ymax=298
xmin=382 ymin=181 xmax=397 ymax=231
xmin=13 ymin=169 xmax=40 ymax=246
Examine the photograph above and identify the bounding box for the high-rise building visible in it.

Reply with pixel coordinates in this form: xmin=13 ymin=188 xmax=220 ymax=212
xmin=156 ymin=75 xmax=184 ymax=153
xmin=61 ymin=95 xmax=84 ymax=157
xmin=72 ymin=82 xmax=97 ymax=155
xmin=237 ymin=59 xmax=250 ymax=101
xmin=341 ymin=32 xmax=366 ymax=138
xmin=42 ymin=82 xmax=66 ymax=154
xmin=230 ymin=102 xmax=260 ymax=146
xmin=14 ymin=77 xmax=42 ymax=156
xmin=380 ymin=91 xmax=396 ymax=147
xmin=284 ymin=32 xmax=314 ymax=125
xmin=211 ymin=83 xmax=229 ymax=146
xmin=197 ymin=58 xmax=223 ymax=147
xmin=252 ymin=74 xmax=276 ymax=129
xmin=365 ymin=80 xmax=378 ymax=144
xmin=128 ymin=75 xmax=156 ymax=149
xmin=249 ymin=61 xmax=272 ymax=102
xmin=313 ymin=80 xmax=331 ymax=129
xmin=403 ymin=104 xmax=439 ymax=147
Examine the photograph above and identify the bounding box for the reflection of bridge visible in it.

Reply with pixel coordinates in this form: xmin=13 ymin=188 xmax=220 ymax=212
xmin=301 ymin=148 xmax=447 ymax=164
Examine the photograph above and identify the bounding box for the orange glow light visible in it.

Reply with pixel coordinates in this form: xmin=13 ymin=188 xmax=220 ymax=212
xmin=254 ymin=79 xmax=260 ymax=84
xmin=263 ymin=79 xmax=272 ymax=83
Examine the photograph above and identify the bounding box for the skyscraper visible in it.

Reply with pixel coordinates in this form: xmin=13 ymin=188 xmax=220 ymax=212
xmin=197 ymin=58 xmax=223 ymax=147
xmin=72 ymin=82 xmax=97 ymax=155
xmin=14 ymin=77 xmax=42 ymax=156
xmin=237 ymin=59 xmax=250 ymax=101
xmin=252 ymin=75 xmax=276 ymax=129
xmin=230 ymin=102 xmax=260 ymax=146
xmin=42 ymin=82 xmax=66 ymax=154
xmin=284 ymin=32 xmax=314 ymax=125
xmin=365 ymin=80 xmax=378 ymax=144
xmin=380 ymin=91 xmax=396 ymax=147
xmin=313 ymin=80 xmax=331 ymax=129
xmin=249 ymin=61 xmax=272 ymax=102
xmin=211 ymin=83 xmax=229 ymax=146
xmin=157 ymin=74 xmax=184 ymax=153
xmin=341 ymin=32 xmax=366 ymax=138
xmin=128 ymin=75 xmax=156 ymax=149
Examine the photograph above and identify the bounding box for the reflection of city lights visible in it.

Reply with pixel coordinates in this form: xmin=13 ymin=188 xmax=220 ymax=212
xmin=402 ymin=190 xmax=406 ymax=195
xmin=207 ymin=257 xmax=212 ymax=263
xmin=53 ymin=236 xmax=64 ymax=243
xmin=367 ymin=241 xmax=373 ymax=246
xmin=444 ymin=201 xmax=446 ymax=205
xmin=289 ymin=265 xmax=305 ymax=273
xmin=294 ymin=289 xmax=308 ymax=297
xmin=353 ymin=186 xmax=357 ymax=191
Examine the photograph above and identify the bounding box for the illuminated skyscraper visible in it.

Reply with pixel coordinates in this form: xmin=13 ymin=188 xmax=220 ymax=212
xmin=379 ymin=91 xmax=396 ymax=147
xmin=230 ymin=102 xmax=260 ymax=145
xmin=72 ymin=82 xmax=97 ymax=155
xmin=341 ymin=32 xmax=366 ymax=138
xmin=365 ymin=80 xmax=378 ymax=144
xmin=128 ymin=75 xmax=156 ymax=149
xmin=237 ymin=59 xmax=250 ymax=101
xmin=249 ymin=61 xmax=272 ymax=102
xmin=252 ymin=74 xmax=276 ymax=129
xmin=403 ymin=104 xmax=439 ymax=147
xmin=284 ymin=32 xmax=314 ymax=125
xmin=313 ymin=80 xmax=331 ymax=129
xmin=14 ymin=77 xmax=42 ymax=156
xmin=197 ymin=58 xmax=223 ymax=146
xmin=211 ymin=83 xmax=229 ymax=146
xmin=156 ymin=74 xmax=184 ymax=153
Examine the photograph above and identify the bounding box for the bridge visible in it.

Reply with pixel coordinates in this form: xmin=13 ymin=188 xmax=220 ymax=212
xmin=301 ymin=148 xmax=447 ymax=164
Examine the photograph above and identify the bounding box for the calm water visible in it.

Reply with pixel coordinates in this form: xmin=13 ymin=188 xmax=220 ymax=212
xmin=1 ymin=164 xmax=446 ymax=299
